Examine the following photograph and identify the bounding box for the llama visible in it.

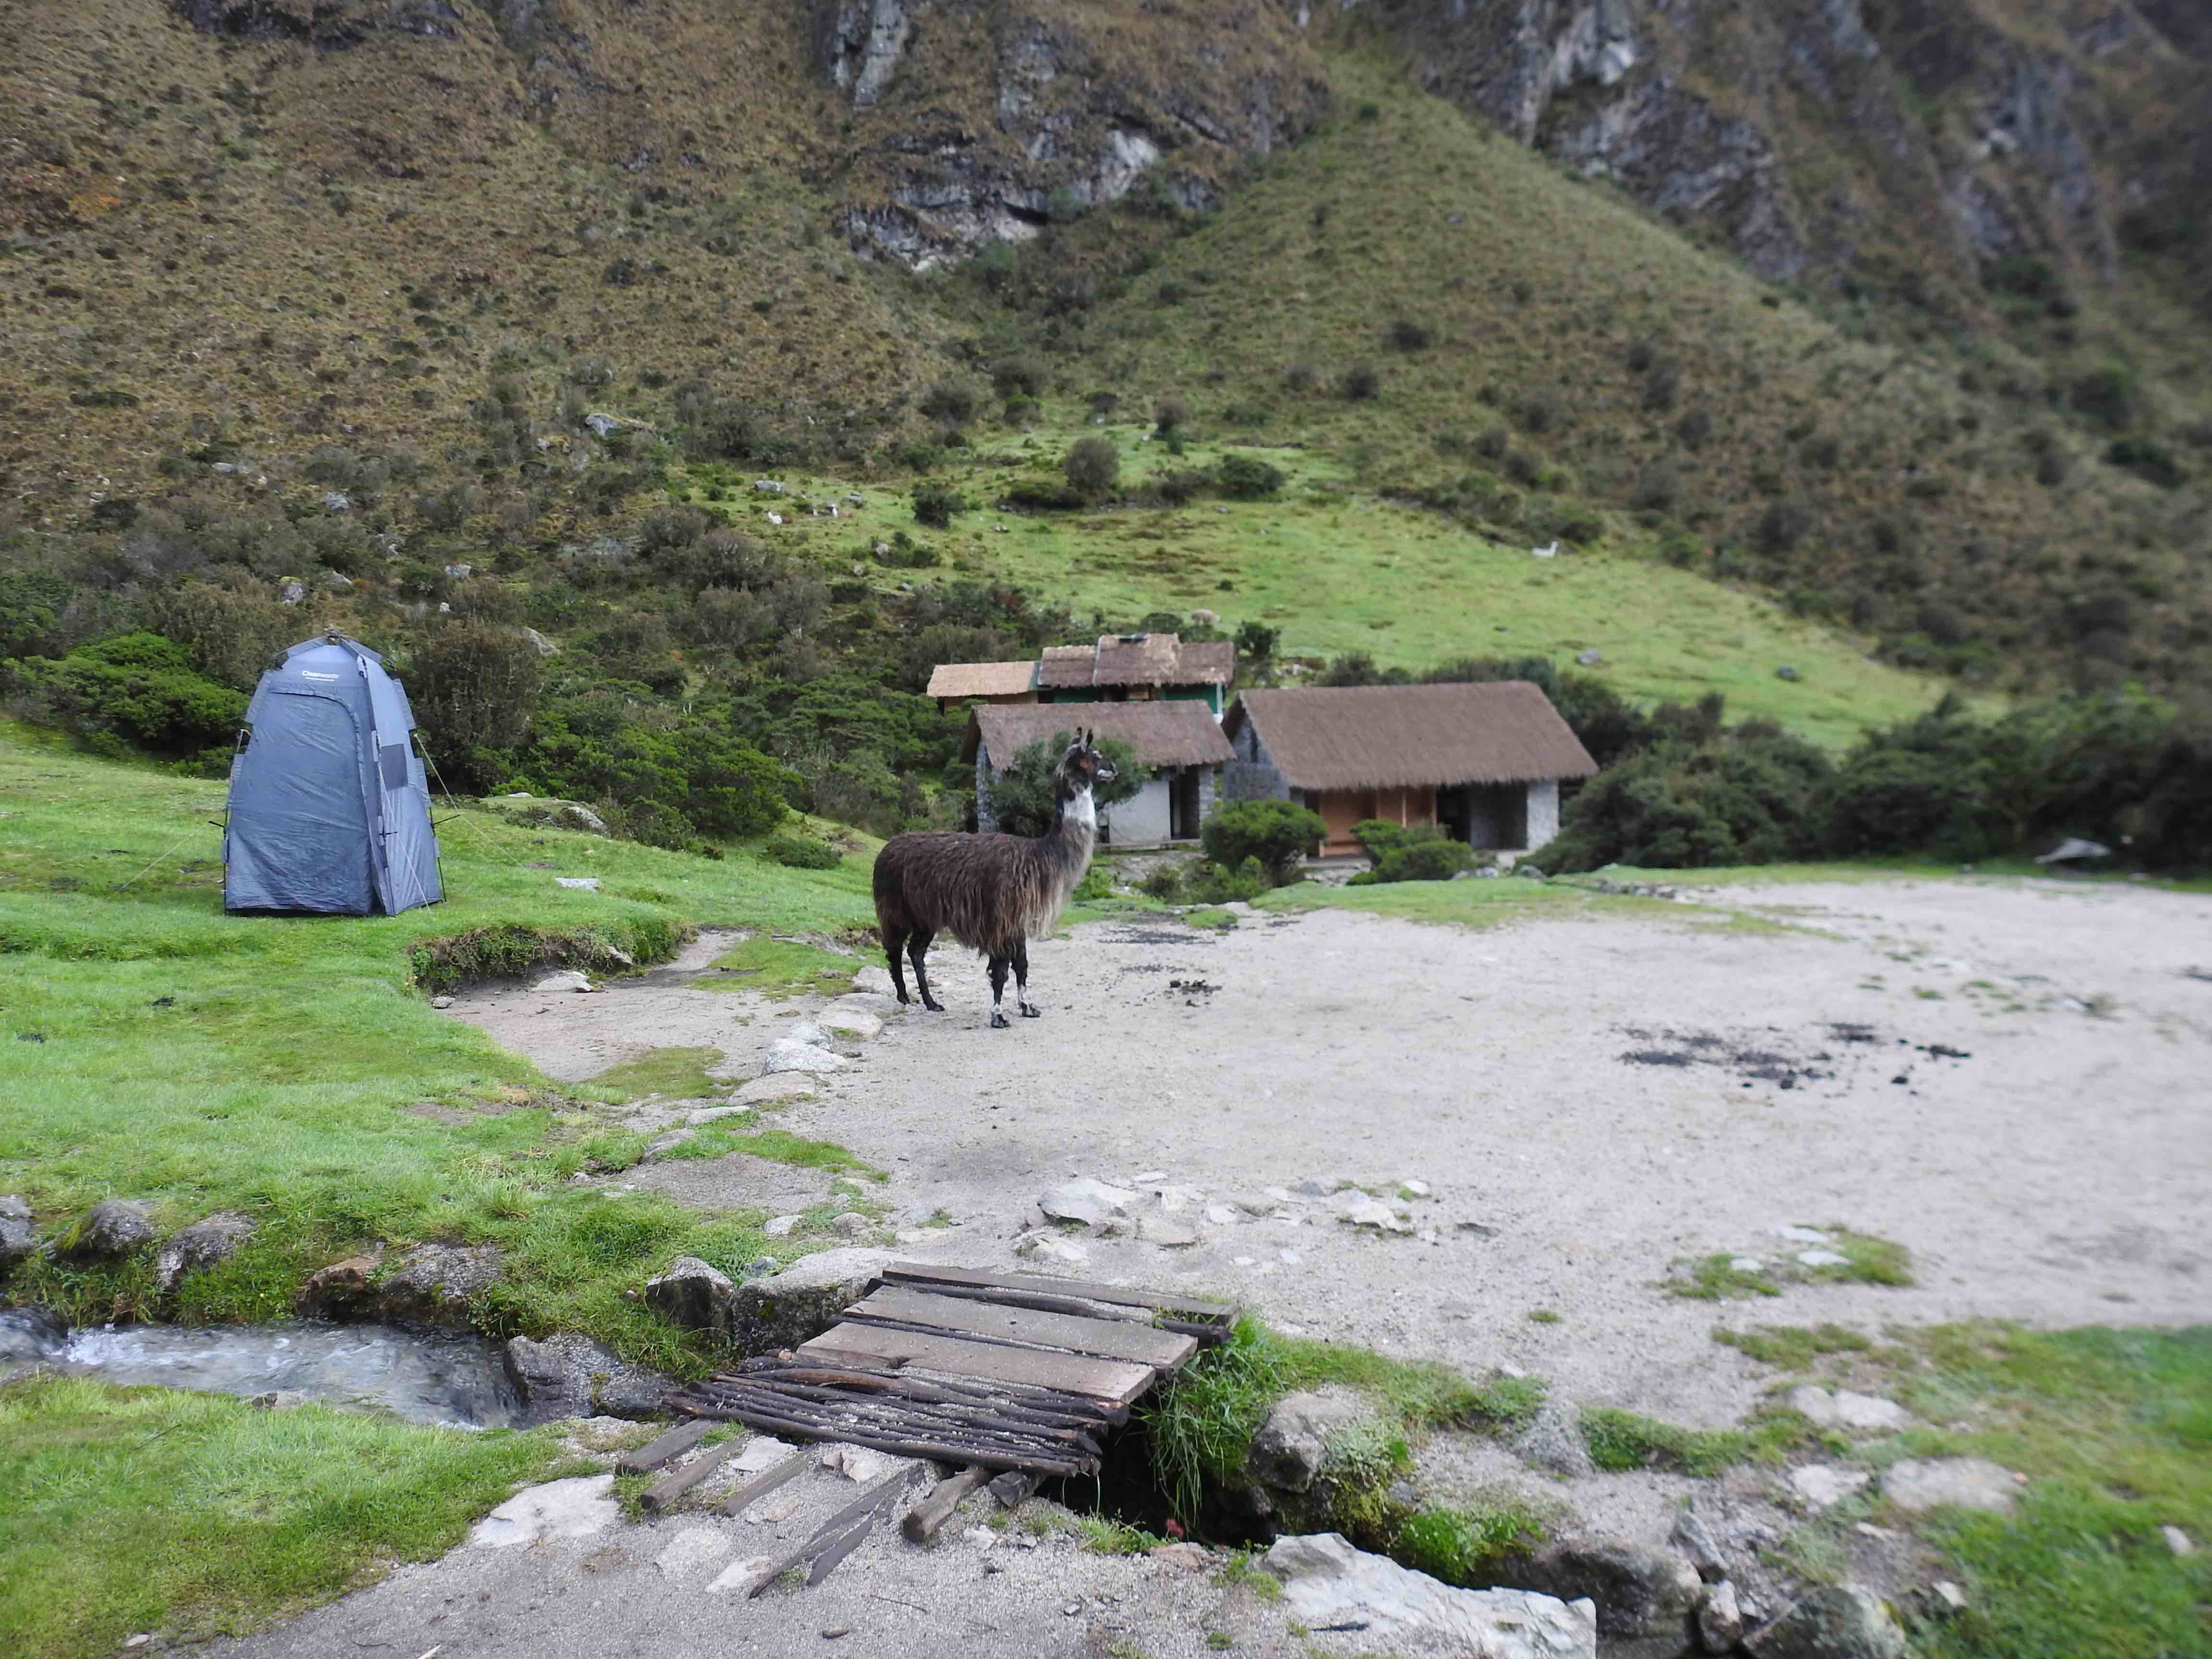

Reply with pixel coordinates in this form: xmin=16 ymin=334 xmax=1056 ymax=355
xmin=872 ymin=731 xmax=1116 ymax=1028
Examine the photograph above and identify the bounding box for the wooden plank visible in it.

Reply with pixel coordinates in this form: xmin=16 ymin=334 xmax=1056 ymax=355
xmin=705 ymin=1400 xmax=1094 ymax=1478
xmin=882 ymin=1261 xmax=1237 ymax=1320
xmin=639 ymin=1433 xmax=742 ymax=1512
xmin=846 ymin=1286 xmax=1198 ymax=1369
xmin=798 ymin=1323 xmax=1157 ymax=1406
xmin=616 ymin=1418 xmax=713 ymax=1474
xmin=806 ymin=1503 xmax=890 ymax=1587
xmin=902 ymin=1466 xmax=989 ymax=1541
xmin=713 ymin=1449 xmax=810 ymax=1518
xmin=741 ymin=1469 xmax=916 ymax=1598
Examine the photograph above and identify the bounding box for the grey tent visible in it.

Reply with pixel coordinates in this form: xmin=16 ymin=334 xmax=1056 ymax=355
xmin=224 ymin=634 xmax=443 ymax=915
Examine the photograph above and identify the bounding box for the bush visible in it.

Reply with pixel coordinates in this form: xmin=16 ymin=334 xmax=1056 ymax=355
xmin=1201 ymin=798 xmax=1324 ymax=880
xmin=7 ymin=633 xmax=248 ymax=757
xmin=1063 ymin=437 xmax=1121 ymax=501
xmin=1347 ymin=820 xmax=1476 ymax=883
xmin=986 ymin=731 xmax=1149 ymax=838
xmin=2070 ymin=363 xmax=2139 ymax=431
xmin=762 ymin=832 xmax=844 ymax=869
xmin=1821 ymin=747 xmax=1999 ymax=860
xmin=1234 ymin=620 xmax=1279 ymax=662
xmin=2105 ymin=436 xmax=2185 ymax=488
xmin=917 ymin=380 xmax=978 ymax=425
xmin=1389 ymin=319 xmax=1433 ymax=352
xmin=1184 ymin=855 xmax=1273 ymax=903
xmin=1214 ymin=454 xmax=1285 ymax=500
xmin=1153 ymin=397 xmax=1190 ymax=436
xmin=1544 ymin=731 xmax=1833 ymax=871
xmin=401 ymin=620 xmax=547 ymax=786
xmin=913 ymin=482 xmax=966 ymax=529
xmin=1339 ymin=363 xmax=1380 ymax=401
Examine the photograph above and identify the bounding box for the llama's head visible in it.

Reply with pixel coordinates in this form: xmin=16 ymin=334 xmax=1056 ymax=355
xmin=1055 ymin=730 xmax=1117 ymax=800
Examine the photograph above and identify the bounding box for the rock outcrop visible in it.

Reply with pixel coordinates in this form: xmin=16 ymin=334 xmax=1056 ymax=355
xmin=732 ymin=1247 xmax=896 ymax=1352
xmin=57 ymin=1200 xmax=156 ymax=1263
xmin=505 ymin=1332 xmax=672 ymax=1421
xmin=154 ymin=1212 xmax=256 ymax=1295
xmin=1265 ymin=1532 xmax=1598 ymax=1658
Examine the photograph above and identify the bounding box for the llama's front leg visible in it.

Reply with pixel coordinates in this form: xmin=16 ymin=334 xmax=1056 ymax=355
xmin=907 ymin=931 xmax=943 ymax=1012
xmin=1012 ymin=940 xmax=1040 ymax=1018
xmin=987 ymin=955 xmax=1011 ymax=1029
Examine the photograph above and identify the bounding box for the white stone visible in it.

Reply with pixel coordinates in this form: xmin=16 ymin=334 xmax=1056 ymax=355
xmin=1933 ymin=1581 xmax=1968 ymax=1611
xmin=817 ymin=1008 xmax=883 ymax=1040
xmin=1399 ymin=1179 xmax=1432 ymax=1198
xmin=533 ymin=969 xmax=597 ymax=994
xmin=1039 ymin=1178 xmax=1138 ymax=1228
xmin=733 ymin=1075 xmax=817 ymax=1106
xmin=1132 ymin=1170 xmax=1169 ymax=1183
xmin=1139 ymin=1215 xmax=1201 ymax=1248
xmin=685 ymin=1105 xmax=753 ymax=1128
xmin=1014 ymin=1232 xmax=1090 ymax=1265
xmin=1882 ymin=1457 xmax=2019 ymax=1514
xmin=1797 ymin=1249 xmax=1850 ymax=1268
xmin=1774 ymin=1225 xmax=1832 ymax=1245
xmin=654 ymin=1526 xmax=729 ymax=1578
xmin=1205 ymin=1205 xmax=1240 ymax=1226
xmin=1729 ymin=1257 xmax=1766 ymax=1273
xmin=734 ymin=1436 xmax=796 ymax=1472
xmin=1264 ymin=1533 xmax=1597 ymax=1658
xmin=760 ymin=1038 xmax=847 ymax=1074
xmin=1788 ymin=1465 xmax=1870 ymax=1509
xmin=1279 ymin=1249 xmax=1302 ymax=1265
xmin=1788 ymin=1387 xmax=1912 ymax=1433
xmin=821 ymin=1443 xmax=898 ymax=1482
xmin=706 ymin=1556 xmax=778 ymax=1593
xmin=468 ymin=1475 xmax=619 ymax=1547
xmin=555 ymin=876 xmax=601 ymax=890
xmin=1262 ymin=1185 xmax=1296 ymax=1204
xmin=2163 ymin=1525 xmax=2196 ymax=1556
xmin=850 ymin=965 xmax=897 ymax=997
xmin=1340 ymin=1200 xmax=1413 ymax=1233
xmin=763 ymin=1214 xmax=798 ymax=1237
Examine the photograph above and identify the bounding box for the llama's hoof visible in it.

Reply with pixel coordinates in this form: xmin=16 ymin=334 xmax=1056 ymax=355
xmin=1020 ymin=1003 xmax=1041 ymax=1019
xmin=922 ymin=999 xmax=944 ymax=1013
xmin=990 ymin=1010 xmax=1010 ymax=1029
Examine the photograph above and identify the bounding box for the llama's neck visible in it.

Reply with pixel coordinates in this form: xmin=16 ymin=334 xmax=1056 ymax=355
xmin=1032 ymin=783 xmax=1097 ymax=926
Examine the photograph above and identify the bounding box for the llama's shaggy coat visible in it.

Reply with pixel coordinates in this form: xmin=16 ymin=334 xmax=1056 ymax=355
xmin=871 ymin=807 xmax=1094 ymax=958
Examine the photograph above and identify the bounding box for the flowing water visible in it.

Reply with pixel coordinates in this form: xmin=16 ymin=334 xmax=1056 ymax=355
xmin=0 ymin=1310 xmax=518 ymax=1428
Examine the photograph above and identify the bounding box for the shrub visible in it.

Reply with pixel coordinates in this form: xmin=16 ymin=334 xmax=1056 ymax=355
xmin=1339 ymin=363 xmax=1380 ymax=401
xmin=1674 ymin=408 xmax=1713 ymax=449
xmin=917 ymin=380 xmax=978 ymax=425
xmin=1201 ymin=799 xmax=1324 ymax=880
xmin=762 ymin=832 xmax=843 ymax=869
xmin=1063 ymin=437 xmax=1121 ymax=500
xmin=1234 ymin=620 xmax=1280 ymax=661
xmin=1214 ymin=455 xmax=1285 ymax=499
xmin=1182 ymin=855 xmax=1273 ymax=903
xmin=401 ymin=620 xmax=546 ymax=785
xmin=1821 ymin=747 xmax=1999 ymax=859
xmin=2105 ymin=436 xmax=2185 ymax=488
xmin=1631 ymin=461 xmax=1681 ymax=511
xmin=1516 ymin=394 xmax=1561 ymax=435
xmin=1641 ymin=359 xmax=1682 ymax=411
xmin=1154 ymin=397 xmax=1191 ymax=436
xmin=1389 ymin=319 xmax=1433 ymax=352
xmin=1544 ymin=731 xmax=1833 ymax=871
xmin=7 ymin=633 xmax=247 ymax=757
xmin=1347 ymin=820 xmax=1476 ymax=883
xmin=2070 ymin=363 xmax=2139 ymax=431
xmin=1753 ymin=500 xmax=1812 ymax=554
xmin=913 ymin=482 xmax=966 ymax=528
xmin=987 ymin=731 xmax=1149 ymax=837
xmin=990 ymin=355 xmax=1044 ymax=399
xmin=144 ymin=577 xmax=297 ymax=690
xmin=1282 ymin=361 xmax=1318 ymax=393
xmin=1002 ymin=478 xmax=1087 ymax=510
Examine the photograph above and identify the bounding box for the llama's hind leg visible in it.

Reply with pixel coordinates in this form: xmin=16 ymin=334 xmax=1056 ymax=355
xmin=1012 ymin=940 xmax=1040 ymax=1018
xmin=986 ymin=955 xmax=1011 ymax=1029
xmin=907 ymin=931 xmax=944 ymax=1013
xmin=882 ymin=926 xmax=911 ymax=1006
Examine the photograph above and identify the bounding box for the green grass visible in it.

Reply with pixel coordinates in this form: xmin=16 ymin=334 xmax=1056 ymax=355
xmin=0 ymin=1378 xmax=566 ymax=1659
xmin=1713 ymin=1323 xmax=1875 ymax=1370
xmin=0 ymin=732 xmax=873 ymax=1347
xmin=1527 ymin=1308 xmax=1561 ymax=1325
xmin=581 ymin=1046 xmax=727 ymax=1102
xmin=1076 ymin=1515 xmax=1171 ymax=1555
xmin=1579 ymin=1405 xmax=1819 ymax=1477
xmin=1183 ymin=906 xmax=1239 ymax=931
xmin=667 ymin=1124 xmax=886 ymax=1181
xmin=1255 ymin=873 xmax=1674 ymax=929
xmin=699 ymin=934 xmax=862 ymax=998
xmin=1394 ymin=1495 xmax=1552 ymax=1586
xmin=1668 ymin=1228 xmax=1913 ymax=1299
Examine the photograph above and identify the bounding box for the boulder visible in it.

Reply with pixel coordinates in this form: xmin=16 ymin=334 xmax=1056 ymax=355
xmin=816 ymin=1008 xmax=883 ymax=1040
xmin=505 ymin=1332 xmax=673 ymax=1421
xmin=1264 ymin=1532 xmax=1597 ymax=1658
xmin=850 ymin=965 xmax=898 ymax=997
xmin=1514 ymin=1400 xmax=1596 ymax=1479
xmin=733 ymin=1075 xmax=817 ymax=1107
xmin=1247 ymin=1389 xmax=1382 ymax=1495
xmin=1507 ymin=1536 xmax=1703 ymax=1659
xmin=1669 ymin=1510 xmax=1730 ymax=1582
xmin=534 ymin=969 xmax=597 ymax=993
xmin=58 ymin=1200 xmax=155 ymax=1263
xmin=832 ymin=1212 xmax=872 ymax=1237
xmin=1745 ymin=1585 xmax=1907 ymax=1659
xmin=1788 ymin=1464 xmax=1871 ymax=1509
xmin=1787 ymin=1386 xmax=1912 ymax=1433
xmin=1038 ymin=1177 xmax=1136 ymax=1229
xmin=645 ymin=1255 xmax=738 ymax=1337
xmin=376 ymin=1244 xmax=502 ymax=1327
xmin=760 ymin=1038 xmax=847 ymax=1074
xmin=0 ymin=1306 xmax=66 ymax=1368
xmin=733 ymin=1248 xmax=895 ymax=1352
xmin=153 ymin=1211 xmax=256 ymax=1294
xmin=0 ymin=1196 xmax=34 ymax=1273
xmin=684 ymin=1105 xmax=753 ymax=1128
xmin=1880 ymin=1457 xmax=2018 ymax=1514
xmin=1698 ymin=1579 xmax=1743 ymax=1654
xmin=294 ymin=1254 xmax=382 ymax=1319
xmin=468 ymin=1474 xmax=621 ymax=1549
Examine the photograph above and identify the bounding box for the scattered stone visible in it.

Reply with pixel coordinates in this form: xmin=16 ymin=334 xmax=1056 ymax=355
xmin=988 ymin=1470 xmax=1034 ymax=1507
xmin=2162 ymin=1525 xmax=2196 ymax=1556
xmin=644 ymin=1256 xmax=737 ymax=1337
xmin=1204 ymin=1204 xmax=1240 ymax=1226
xmin=0 ymin=1196 xmax=34 ymax=1273
xmin=469 ymin=1475 xmax=620 ymax=1548
xmin=734 ymin=1436 xmax=797 ymax=1472
xmin=1788 ymin=1464 xmax=1871 ymax=1510
xmin=1039 ymin=1178 xmax=1137 ymax=1228
xmin=153 ymin=1211 xmax=255 ymax=1293
xmin=1881 ymin=1457 xmax=2019 ymax=1514
xmin=1150 ymin=1542 xmax=1215 ymax=1572
xmin=378 ymin=1243 xmax=503 ymax=1326
xmin=278 ymin=578 xmax=306 ymax=605
xmin=708 ymin=1555 xmax=780 ymax=1592
xmin=850 ymin=964 xmax=898 ymax=996
xmin=760 ymin=1038 xmax=848 ymax=1074
xmin=734 ymin=1075 xmax=817 ymax=1107
xmin=59 ymin=1199 xmax=155 ymax=1263
xmin=1788 ymin=1387 xmax=1912 ymax=1432
xmin=685 ymin=1104 xmax=753 ymax=1128
xmin=555 ymin=876 xmax=601 ymax=891
xmin=1264 ymin=1533 xmax=1598 ymax=1658
xmin=641 ymin=1130 xmax=695 ymax=1160
xmin=832 ymin=1212 xmax=871 ymax=1237
xmin=520 ymin=626 xmax=559 ymax=657
xmin=1292 ymin=1178 xmax=1335 ymax=1197
xmin=1670 ymin=1510 xmax=1730 ymax=1582
xmin=1138 ymin=1215 xmax=1200 ymax=1248
xmin=1338 ymin=1198 xmax=1413 ymax=1233
xmin=1013 ymin=1232 xmax=1089 ymax=1264
xmin=1399 ymin=1178 xmax=1432 ymax=1198
xmin=1796 ymin=1248 xmax=1850 ymax=1267
xmin=1744 ymin=1584 xmax=1907 ymax=1659
xmin=443 ymin=562 xmax=475 ymax=580
xmin=1776 ymin=664 xmax=1799 ymax=682
xmin=1513 ymin=1535 xmax=1703 ymax=1657
xmin=248 ymin=1390 xmax=307 ymax=1411
xmin=533 ymin=969 xmax=597 ymax=993
xmin=1576 ymin=649 xmax=1603 ymax=666
xmin=1773 ymin=1226 xmax=1832 ymax=1245
xmin=1698 ymin=1579 xmax=1743 ymax=1653
xmin=733 ymin=1248 xmax=898 ymax=1351
xmin=816 ymin=1008 xmax=883 ymax=1040
xmin=1248 ymin=1390 xmax=1382 ymax=1494
xmin=1514 ymin=1400 xmax=1597 ymax=1479
xmin=293 ymin=1253 xmax=381 ymax=1318
xmin=507 ymin=1332 xmax=670 ymax=1421
xmin=763 ymin=1215 xmax=799 ymax=1238
xmin=821 ymin=1443 xmax=898 ymax=1482
xmin=1930 ymin=1581 xmax=1968 ymax=1611
xmin=1729 ymin=1256 xmax=1766 ymax=1273
xmin=1278 ymin=1248 xmax=1302 ymax=1265
xmin=430 ymin=994 xmax=455 ymax=1009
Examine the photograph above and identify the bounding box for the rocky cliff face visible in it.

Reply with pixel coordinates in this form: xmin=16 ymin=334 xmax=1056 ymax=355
xmin=1374 ymin=0 xmax=2206 ymax=296
xmin=812 ymin=0 xmax=1331 ymax=267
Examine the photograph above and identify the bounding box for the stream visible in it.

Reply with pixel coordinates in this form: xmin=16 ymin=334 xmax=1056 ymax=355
xmin=0 ymin=1309 xmax=519 ymax=1428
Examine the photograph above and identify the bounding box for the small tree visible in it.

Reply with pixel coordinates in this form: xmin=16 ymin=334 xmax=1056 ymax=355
xmin=1202 ymin=798 xmax=1324 ymax=881
xmin=403 ymin=618 xmax=545 ymax=786
xmin=1234 ymin=620 xmax=1279 ymax=662
xmin=1215 ymin=454 xmax=1285 ymax=499
xmin=1153 ymin=397 xmax=1190 ymax=436
xmin=1063 ymin=437 xmax=1121 ymax=501
xmin=987 ymin=731 xmax=1148 ymax=837
xmin=913 ymin=481 xmax=965 ymax=529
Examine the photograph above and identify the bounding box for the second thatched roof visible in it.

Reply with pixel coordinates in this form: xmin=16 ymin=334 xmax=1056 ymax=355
xmin=1226 ymin=682 xmax=1599 ymax=790
xmin=962 ymin=701 xmax=1235 ymax=771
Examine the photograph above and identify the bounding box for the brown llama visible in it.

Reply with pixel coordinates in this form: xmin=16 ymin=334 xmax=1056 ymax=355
xmin=872 ymin=731 xmax=1117 ymax=1028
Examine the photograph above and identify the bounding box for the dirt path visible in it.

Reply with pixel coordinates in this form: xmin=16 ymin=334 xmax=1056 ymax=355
xmin=450 ymin=875 xmax=2212 ymax=1434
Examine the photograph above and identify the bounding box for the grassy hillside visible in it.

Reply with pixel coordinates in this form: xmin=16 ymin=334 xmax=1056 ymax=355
xmin=0 ymin=727 xmax=874 ymax=1360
